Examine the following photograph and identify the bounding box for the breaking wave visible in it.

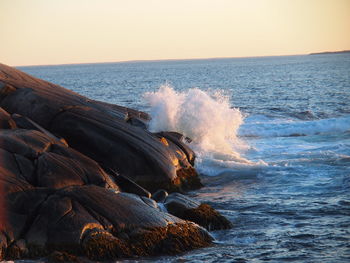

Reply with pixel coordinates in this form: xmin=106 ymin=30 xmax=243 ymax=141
xmin=144 ymin=84 xmax=266 ymax=176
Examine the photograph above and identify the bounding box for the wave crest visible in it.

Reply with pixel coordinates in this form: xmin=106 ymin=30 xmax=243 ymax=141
xmin=144 ymin=84 xmax=265 ymax=176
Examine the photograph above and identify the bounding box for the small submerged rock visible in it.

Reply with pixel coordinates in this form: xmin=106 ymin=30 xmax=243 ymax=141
xmin=152 ymin=189 xmax=169 ymax=202
xmin=164 ymin=193 xmax=233 ymax=231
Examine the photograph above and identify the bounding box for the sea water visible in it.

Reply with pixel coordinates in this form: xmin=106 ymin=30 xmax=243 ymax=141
xmin=19 ymin=54 xmax=350 ymax=262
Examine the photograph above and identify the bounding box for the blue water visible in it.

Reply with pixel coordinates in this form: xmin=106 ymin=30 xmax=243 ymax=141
xmin=19 ymin=54 xmax=350 ymax=262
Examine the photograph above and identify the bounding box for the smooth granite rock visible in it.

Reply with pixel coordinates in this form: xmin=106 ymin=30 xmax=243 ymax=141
xmin=0 ymin=73 xmax=214 ymax=260
xmin=0 ymin=64 xmax=234 ymax=261
xmin=0 ymin=63 xmax=201 ymax=192
xmin=1 ymin=183 xmax=212 ymax=260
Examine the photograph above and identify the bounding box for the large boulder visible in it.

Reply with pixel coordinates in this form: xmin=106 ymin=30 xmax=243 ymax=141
xmin=0 ymin=63 xmax=201 ymax=192
xmin=0 ymin=127 xmax=118 ymax=190
xmin=0 ymin=118 xmax=212 ymax=260
xmin=0 ymin=64 xmax=222 ymax=261
xmin=0 ymin=81 xmax=214 ymax=260
xmin=1 ymin=184 xmax=212 ymax=260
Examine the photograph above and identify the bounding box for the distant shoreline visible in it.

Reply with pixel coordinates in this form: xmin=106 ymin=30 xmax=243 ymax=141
xmin=15 ymin=50 xmax=350 ymax=67
xmin=14 ymin=54 xmax=306 ymax=68
xmin=309 ymin=50 xmax=350 ymax=55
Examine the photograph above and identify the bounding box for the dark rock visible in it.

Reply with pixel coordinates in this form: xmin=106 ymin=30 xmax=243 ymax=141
xmin=140 ymin=196 xmax=159 ymax=209
xmin=0 ymin=107 xmax=16 ymax=129
xmin=6 ymin=243 xmax=21 ymax=260
xmin=113 ymin=174 xmax=151 ymax=198
xmin=164 ymin=193 xmax=200 ymax=214
xmin=49 ymin=106 xmax=198 ymax=192
xmin=0 ymin=128 xmax=118 ymax=190
xmin=0 ymin=141 xmax=212 ymax=260
xmin=0 ymin=63 xmax=201 ymax=192
xmin=1 ymin=184 xmax=212 ymax=260
xmin=6 ymin=239 xmax=28 ymax=259
xmin=126 ymin=116 xmax=148 ymax=129
xmin=11 ymin=113 xmax=68 ymax=145
xmin=47 ymin=250 xmax=80 ymax=263
xmin=0 ymin=232 xmax=7 ymax=260
xmin=183 ymin=204 xmax=233 ymax=231
xmin=152 ymin=189 xmax=169 ymax=203
xmin=0 ymin=82 xmax=16 ymax=103
xmin=165 ymin=193 xmax=232 ymax=231
xmin=0 ymin=63 xmax=215 ymax=261
xmin=81 ymin=228 xmax=131 ymax=260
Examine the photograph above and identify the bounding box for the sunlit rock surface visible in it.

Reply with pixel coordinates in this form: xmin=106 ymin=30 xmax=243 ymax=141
xmin=0 ymin=108 xmax=212 ymax=260
xmin=0 ymin=63 xmax=201 ymax=192
xmin=0 ymin=64 xmax=218 ymax=260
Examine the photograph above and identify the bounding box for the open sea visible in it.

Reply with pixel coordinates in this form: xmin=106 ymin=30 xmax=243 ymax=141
xmin=19 ymin=54 xmax=350 ymax=263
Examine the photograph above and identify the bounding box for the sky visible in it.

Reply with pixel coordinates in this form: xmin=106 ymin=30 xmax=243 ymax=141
xmin=1 ymin=0 xmax=349 ymax=66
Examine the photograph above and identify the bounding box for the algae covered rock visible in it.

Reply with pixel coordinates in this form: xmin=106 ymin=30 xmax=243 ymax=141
xmin=164 ymin=193 xmax=233 ymax=230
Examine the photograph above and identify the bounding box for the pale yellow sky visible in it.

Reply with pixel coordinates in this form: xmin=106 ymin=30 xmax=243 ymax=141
xmin=1 ymin=0 xmax=349 ymax=66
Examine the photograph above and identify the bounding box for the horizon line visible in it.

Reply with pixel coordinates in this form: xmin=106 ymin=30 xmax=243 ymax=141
xmin=14 ymin=49 xmax=349 ymax=68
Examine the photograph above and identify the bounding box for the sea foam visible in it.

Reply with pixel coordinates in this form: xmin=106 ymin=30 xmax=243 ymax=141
xmin=144 ymin=84 xmax=266 ymax=176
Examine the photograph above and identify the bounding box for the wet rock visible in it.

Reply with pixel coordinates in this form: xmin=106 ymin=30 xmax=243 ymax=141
xmin=6 ymin=239 xmax=28 ymax=259
xmin=0 ymin=233 xmax=7 ymax=260
xmin=47 ymin=251 xmax=80 ymax=263
xmin=81 ymin=228 xmax=131 ymax=260
xmin=126 ymin=115 xmax=148 ymax=129
xmin=49 ymin=106 xmax=199 ymax=192
xmin=152 ymin=189 xmax=168 ymax=203
xmin=183 ymin=204 xmax=233 ymax=231
xmin=164 ymin=193 xmax=233 ymax=230
xmin=164 ymin=193 xmax=200 ymax=213
xmin=155 ymin=131 xmax=196 ymax=166
xmin=140 ymin=196 xmax=159 ymax=209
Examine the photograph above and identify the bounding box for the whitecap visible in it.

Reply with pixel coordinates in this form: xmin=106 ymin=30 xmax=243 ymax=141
xmin=144 ymin=84 xmax=266 ymax=176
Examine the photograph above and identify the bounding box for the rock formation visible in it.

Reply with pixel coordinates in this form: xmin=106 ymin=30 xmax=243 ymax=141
xmin=0 ymin=63 xmax=231 ymax=261
xmin=0 ymin=63 xmax=201 ymax=192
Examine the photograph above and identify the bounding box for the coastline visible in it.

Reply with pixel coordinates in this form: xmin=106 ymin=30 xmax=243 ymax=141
xmin=0 ymin=63 xmax=231 ymax=261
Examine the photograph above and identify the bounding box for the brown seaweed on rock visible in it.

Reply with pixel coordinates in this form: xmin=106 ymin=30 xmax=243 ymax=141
xmin=164 ymin=193 xmax=233 ymax=231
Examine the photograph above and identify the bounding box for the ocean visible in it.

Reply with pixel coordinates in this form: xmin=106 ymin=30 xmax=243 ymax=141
xmin=19 ymin=54 xmax=350 ymax=262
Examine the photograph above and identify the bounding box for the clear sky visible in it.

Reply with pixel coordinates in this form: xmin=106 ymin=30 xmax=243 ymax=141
xmin=1 ymin=0 xmax=349 ymax=66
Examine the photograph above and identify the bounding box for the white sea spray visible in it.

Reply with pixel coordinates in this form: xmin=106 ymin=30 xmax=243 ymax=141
xmin=144 ymin=84 xmax=266 ymax=176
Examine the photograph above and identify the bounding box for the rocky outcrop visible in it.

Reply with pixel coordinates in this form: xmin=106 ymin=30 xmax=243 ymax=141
xmin=0 ymin=64 xmax=232 ymax=261
xmin=0 ymin=109 xmax=212 ymax=260
xmin=2 ymin=184 xmax=212 ymax=260
xmin=0 ymin=63 xmax=200 ymax=192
